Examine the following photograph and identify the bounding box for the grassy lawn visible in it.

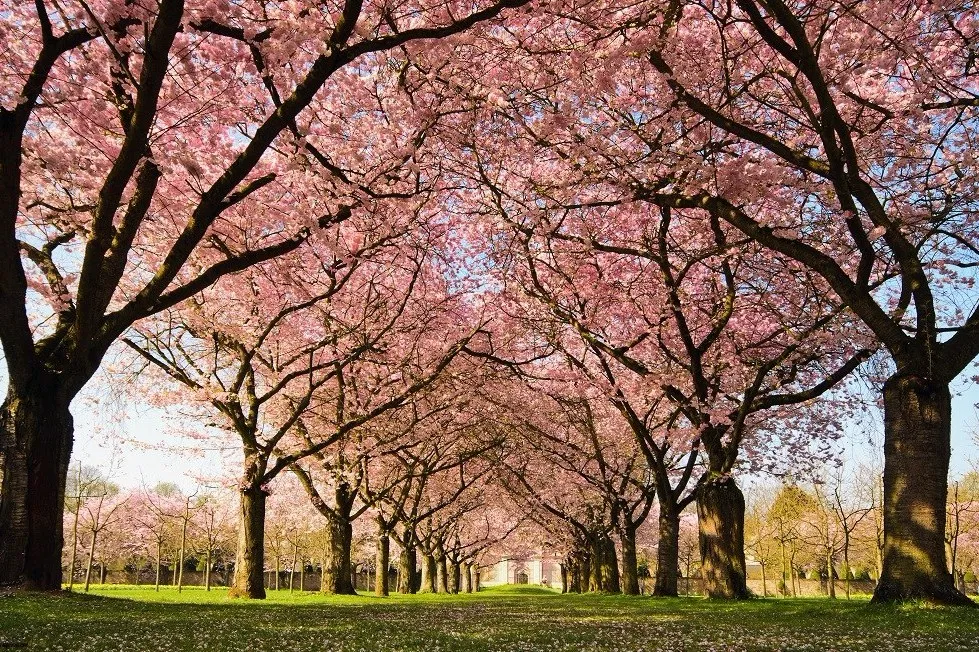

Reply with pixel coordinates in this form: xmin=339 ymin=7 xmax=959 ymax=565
xmin=0 ymin=585 xmax=977 ymax=651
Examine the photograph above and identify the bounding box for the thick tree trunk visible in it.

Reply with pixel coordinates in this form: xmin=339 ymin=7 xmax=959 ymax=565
xmin=578 ymin=551 xmax=590 ymax=593
xmin=397 ymin=544 xmax=417 ymax=594
xmin=697 ymin=476 xmax=750 ymax=599
xmin=320 ymin=512 xmax=356 ymax=595
xmin=589 ymin=534 xmax=620 ymax=593
xmin=436 ymin=552 xmax=448 ymax=593
xmin=450 ymin=560 xmax=461 ymax=594
xmin=460 ymin=562 xmax=471 ymax=593
xmin=559 ymin=563 xmax=568 ymax=593
xmin=0 ymin=382 xmax=74 ymax=590
xmin=375 ymin=530 xmax=390 ymax=597
xmin=653 ymin=510 xmax=681 ymax=597
xmin=229 ymin=484 xmax=267 ymax=599
xmin=872 ymin=374 xmax=973 ymax=605
xmin=420 ymin=552 xmax=437 ymax=593
xmin=619 ymin=526 xmax=640 ymax=595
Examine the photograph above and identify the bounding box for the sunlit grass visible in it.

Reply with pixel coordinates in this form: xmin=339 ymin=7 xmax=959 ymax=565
xmin=0 ymin=585 xmax=976 ymax=651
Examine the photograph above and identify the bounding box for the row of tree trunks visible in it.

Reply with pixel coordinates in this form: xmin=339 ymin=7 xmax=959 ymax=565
xmin=1 ymin=376 xmax=960 ymax=606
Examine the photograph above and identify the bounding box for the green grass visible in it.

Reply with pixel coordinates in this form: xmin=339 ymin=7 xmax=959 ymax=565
xmin=0 ymin=585 xmax=977 ymax=651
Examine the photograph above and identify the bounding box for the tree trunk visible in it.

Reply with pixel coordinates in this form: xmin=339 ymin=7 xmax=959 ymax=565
xmin=436 ymin=552 xmax=449 ymax=593
xmin=461 ymin=562 xmax=471 ymax=593
xmin=559 ymin=563 xmax=568 ymax=593
xmin=589 ymin=534 xmax=620 ymax=593
xmin=67 ymin=481 xmax=81 ymax=591
xmin=177 ymin=515 xmax=188 ymax=592
xmin=420 ymin=552 xmax=437 ymax=593
xmin=376 ymin=529 xmax=390 ymax=597
xmin=653 ymin=510 xmax=680 ymax=597
xmin=619 ymin=525 xmax=640 ymax=595
xmin=320 ymin=512 xmax=356 ymax=595
xmin=578 ymin=551 xmax=590 ymax=593
xmin=827 ymin=550 xmax=836 ymax=599
xmin=872 ymin=373 xmax=973 ymax=605
xmin=83 ymin=531 xmax=97 ymax=592
xmin=205 ymin=547 xmax=212 ymax=591
xmin=155 ymin=540 xmax=162 ymax=592
xmin=397 ymin=543 xmax=417 ymax=594
xmin=697 ymin=476 xmax=750 ymax=599
xmin=229 ymin=484 xmax=267 ymax=599
xmin=760 ymin=561 xmax=767 ymax=597
xmin=0 ymin=382 xmax=74 ymax=590
xmin=450 ymin=560 xmax=461 ymax=594
xmin=779 ymin=539 xmax=787 ymax=597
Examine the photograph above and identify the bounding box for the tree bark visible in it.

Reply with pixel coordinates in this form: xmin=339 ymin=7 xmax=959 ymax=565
xmin=436 ymin=552 xmax=449 ymax=593
xmin=460 ymin=562 xmax=471 ymax=593
xmin=827 ymin=550 xmax=836 ymax=599
xmin=872 ymin=373 xmax=973 ymax=605
xmin=177 ymin=512 xmax=188 ymax=592
xmin=397 ymin=543 xmax=417 ymax=594
xmin=83 ymin=530 xmax=97 ymax=592
xmin=450 ymin=560 xmax=461 ymax=594
xmin=229 ymin=484 xmax=267 ymax=599
xmin=619 ymin=525 xmax=640 ymax=595
xmin=653 ymin=510 xmax=681 ymax=597
xmin=155 ymin=539 xmax=162 ymax=592
xmin=0 ymin=382 xmax=74 ymax=590
xmin=697 ymin=476 xmax=750 ymax=599
xmin=589 ymin=534 xmax=620 ymax=593
xmin=420 ymin=552 xmax=437 ymax=593
xmin=375 ymin=529 xmax=390 ymax=597
xmin=319 ymin=512 xmax=356 ymax=595
xmin=205 ymin=547 xmax=212 ymax=591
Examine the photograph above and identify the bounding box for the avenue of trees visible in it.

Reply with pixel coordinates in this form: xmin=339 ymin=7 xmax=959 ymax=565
xmin=2 ymin=0 xmax=979 ymax=607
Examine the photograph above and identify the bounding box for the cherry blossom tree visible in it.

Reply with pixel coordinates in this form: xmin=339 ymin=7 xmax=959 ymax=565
xmin=615 ymin=0 xmax=979 ymax=604
xmin=0 ymin=0 xmax=535 ymax=591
